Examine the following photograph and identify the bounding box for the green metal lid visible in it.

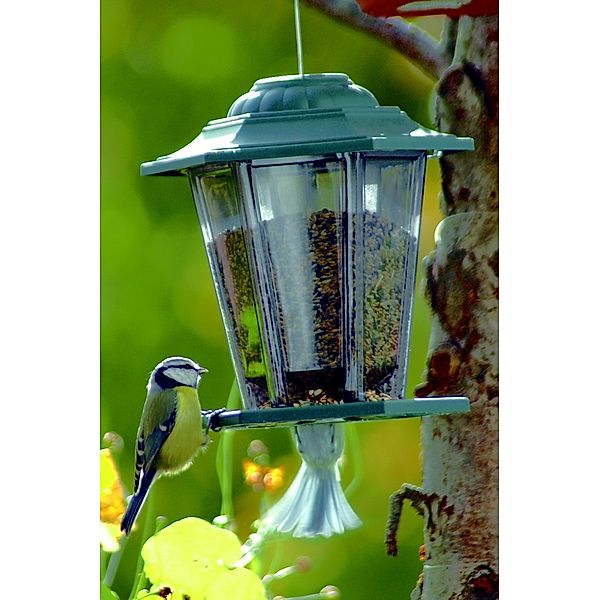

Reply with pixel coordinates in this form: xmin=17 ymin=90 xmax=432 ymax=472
xmin=141 ymin=73 xmax=474 ymax=176
xmin=227 ymin=73 xmax=378 ymax=114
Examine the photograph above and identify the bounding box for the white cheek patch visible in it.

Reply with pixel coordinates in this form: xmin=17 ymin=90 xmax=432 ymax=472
xmin=164 ymin=367 xmax=197 ymax=387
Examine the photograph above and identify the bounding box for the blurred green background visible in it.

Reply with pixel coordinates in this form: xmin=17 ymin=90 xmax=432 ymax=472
xmin=101 ymin=1 xmax=446 ymax=598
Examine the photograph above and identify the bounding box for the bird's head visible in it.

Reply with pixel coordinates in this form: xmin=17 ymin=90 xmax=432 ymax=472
xmin=148 ymin=356 xmax=208 ymax=392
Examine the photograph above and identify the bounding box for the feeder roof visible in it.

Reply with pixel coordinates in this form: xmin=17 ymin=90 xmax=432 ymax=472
xmin=141 ymin=73 xmax=474 ymax=176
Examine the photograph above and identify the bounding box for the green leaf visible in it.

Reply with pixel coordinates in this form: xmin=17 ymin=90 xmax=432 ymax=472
xmin=141 ymin=517 xmax=266 ymax=600
xmin=100 ymin=581 xmax=119 ymax=600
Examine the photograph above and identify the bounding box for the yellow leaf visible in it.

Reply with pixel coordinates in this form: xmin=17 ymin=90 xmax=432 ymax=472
xmin=100 ymin=448 xmax=126 ymax=551
xmin=100 ymin=522 xmax=122 ymax=553
xmin=204 ymin=564 xmax=266 ymax=600
xmin=142 ymin=517 xmax=266 ymax=600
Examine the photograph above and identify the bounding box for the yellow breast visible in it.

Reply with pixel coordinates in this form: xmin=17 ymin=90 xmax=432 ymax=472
xmin=158 ymin=386 xmax=204 ymax=474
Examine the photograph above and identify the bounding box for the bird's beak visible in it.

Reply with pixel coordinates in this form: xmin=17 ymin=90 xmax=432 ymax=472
xmin=198 ymin=366 xmax=208 ymax=374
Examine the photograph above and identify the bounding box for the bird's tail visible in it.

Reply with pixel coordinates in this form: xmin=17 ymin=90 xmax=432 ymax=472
xmin=261 ymin=461 xmax=361 ymax=538
xmin=120 ymin=467 xmax=156 ymax=535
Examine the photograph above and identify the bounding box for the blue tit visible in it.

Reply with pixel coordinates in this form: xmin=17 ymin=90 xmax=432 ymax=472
xmin=120 ymin=356 xmax=209 ymax=535
xmin=261 ymin=423 xmax=361 ymax=538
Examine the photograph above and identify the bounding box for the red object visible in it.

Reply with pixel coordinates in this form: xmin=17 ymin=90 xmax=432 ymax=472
xmin=357 ymin=0 xmax=498 ymax=18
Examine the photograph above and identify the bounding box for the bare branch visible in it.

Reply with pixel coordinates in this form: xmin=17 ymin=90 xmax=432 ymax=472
xmin=385 ymin=483 xmax=427 ymax=556
xmin=385 ymin=483 xmax=454 ymax=557
xmin=303 ymin=0 xmax=449 ymax=79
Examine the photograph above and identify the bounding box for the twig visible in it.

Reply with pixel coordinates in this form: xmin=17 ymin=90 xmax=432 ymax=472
xmin=302 ymin=0 xmax=449 ymax=79
xmin=385 ymin=483 xmax=454 ymax=557
xmin=385 ymin=483 xmax=426 ymax=556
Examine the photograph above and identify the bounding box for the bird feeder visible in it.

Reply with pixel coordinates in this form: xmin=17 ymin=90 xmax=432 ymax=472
xmin=141 ymin=73 xmax=473 ymax=429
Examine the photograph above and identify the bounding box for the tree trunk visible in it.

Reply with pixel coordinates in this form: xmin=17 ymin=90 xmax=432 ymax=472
xmin=301 ymin=3 xmax=499 ymax=596
xmin=411 ymin=15 xmax=499 ymax=600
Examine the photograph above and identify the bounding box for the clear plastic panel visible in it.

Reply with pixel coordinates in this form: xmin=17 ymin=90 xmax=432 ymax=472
xmin=247 ymin=158 xmax=345 ymax=405
xmin=189 ymin=167 xmax=270 ymax=408
xmin=354 ymin=153 xmax=426 ymax=399
xmin=189 ymin=153 xmax=426 ymax=414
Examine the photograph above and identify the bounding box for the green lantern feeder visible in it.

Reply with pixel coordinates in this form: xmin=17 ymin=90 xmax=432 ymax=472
xmin=141 ymin=73 xmax=473 ymax=430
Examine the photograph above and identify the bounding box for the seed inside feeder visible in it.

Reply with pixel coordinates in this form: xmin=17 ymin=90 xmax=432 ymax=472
xmin=208 ymin=228 xmax=270 ymax=408
xmin=212 ymin=207 xmax=413 ymax=407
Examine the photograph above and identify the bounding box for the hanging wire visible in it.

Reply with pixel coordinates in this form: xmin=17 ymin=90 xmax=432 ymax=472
xmin=293 ymin=0 xmax=304 ymax=76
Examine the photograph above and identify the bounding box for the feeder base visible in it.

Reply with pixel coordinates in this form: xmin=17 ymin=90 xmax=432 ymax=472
xmin=206 ymin=397 xmax=470 ymax=430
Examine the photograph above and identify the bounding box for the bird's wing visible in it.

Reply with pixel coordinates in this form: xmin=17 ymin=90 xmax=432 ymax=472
xmin=133 ymin=395 xmax=177 ymax=493
xmin=133 ymin=426 xmax=145 ymax=494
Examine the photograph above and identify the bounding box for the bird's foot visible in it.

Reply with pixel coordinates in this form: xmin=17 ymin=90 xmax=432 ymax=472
xmin=202 ymin=407 xmax=228 ymax=432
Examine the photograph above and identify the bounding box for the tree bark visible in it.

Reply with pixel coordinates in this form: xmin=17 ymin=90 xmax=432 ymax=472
xmin=303 ymin=0 xmax=450 ymax=78
xmin=411 ymin=15 xmax=499 ymax=600
xmin=303 ymin=3 xmax=498 ymax=597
